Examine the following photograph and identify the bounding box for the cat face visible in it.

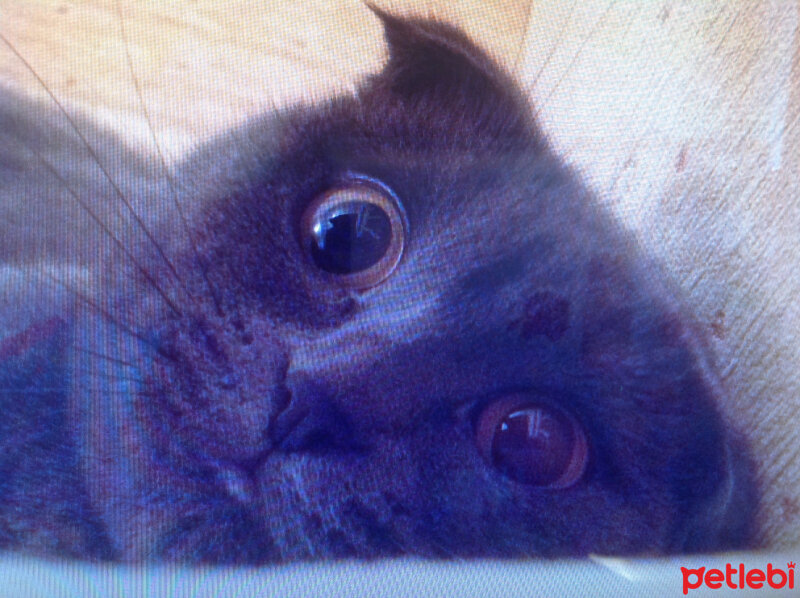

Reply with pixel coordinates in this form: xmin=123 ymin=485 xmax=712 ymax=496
xmin=65 ymin=10 xmax=755 ymax=561
xmin=2 ymin=9 xmax=755 ymax=562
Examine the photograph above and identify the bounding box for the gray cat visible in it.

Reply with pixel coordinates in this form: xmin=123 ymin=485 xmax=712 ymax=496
xmin=0 ymin=8 xmax=755 ymax=562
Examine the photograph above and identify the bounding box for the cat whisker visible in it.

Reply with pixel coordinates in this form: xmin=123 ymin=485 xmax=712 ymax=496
xmin=72 ymin=349 xmax=153 ymax=385
xmin=22 ymin=143 xmax=183 ymax=317
xmin=113 ymin=0 xmax=224 ymax=319
xmin=74 ymin=346 xmax=137 ymax=368
xmin=0 ymin=31 xmax=188 ymax=313
xmin=66 ymin=370 xmax=146 ymax=387
xmin=34 ymin=265 xmax=172 ymax=361
xmin=70 ymin=369 xmax=145 ymax=387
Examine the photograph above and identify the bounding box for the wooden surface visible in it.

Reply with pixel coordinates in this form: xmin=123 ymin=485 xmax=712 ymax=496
xmin=0 ymin=0 xmax=797 ymax=556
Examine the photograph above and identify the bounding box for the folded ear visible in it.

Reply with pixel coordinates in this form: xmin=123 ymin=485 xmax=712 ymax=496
xmin=367 ymin=4 xmax=529 ymax=116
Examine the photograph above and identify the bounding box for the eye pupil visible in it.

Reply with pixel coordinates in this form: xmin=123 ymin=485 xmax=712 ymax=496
xmin=310 ymin=202 xmax=393 ymax=274
xmin=492 ymin=408 xmax=574 ymax=486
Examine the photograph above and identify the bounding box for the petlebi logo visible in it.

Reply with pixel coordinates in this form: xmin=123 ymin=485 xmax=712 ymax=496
xmin=681 ymin=561 xmax=795 ymax=594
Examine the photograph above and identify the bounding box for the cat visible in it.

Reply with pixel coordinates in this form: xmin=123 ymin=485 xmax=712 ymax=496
xmin=0 ymin=6 xmax=756 ymax=562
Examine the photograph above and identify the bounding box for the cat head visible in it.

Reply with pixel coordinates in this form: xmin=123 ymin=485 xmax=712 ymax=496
xmin=81 ymin=8 xmax=755 ymax=561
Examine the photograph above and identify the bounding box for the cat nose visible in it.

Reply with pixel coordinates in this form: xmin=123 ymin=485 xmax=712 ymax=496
xmin=269 ymin=372 xmax=363 ymax=454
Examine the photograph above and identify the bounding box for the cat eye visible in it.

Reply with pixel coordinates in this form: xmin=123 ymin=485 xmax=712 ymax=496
xmin=301 ymin=180 xmax=407 ymax=289
xmin=476 ymin=395 xmax=588 ymax=488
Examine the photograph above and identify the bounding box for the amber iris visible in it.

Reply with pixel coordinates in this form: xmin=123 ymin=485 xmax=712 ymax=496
xmin=302 ymin=180 xmax=407 ymax=289
xmin=476 ymin=395 xmax=588 ymax=488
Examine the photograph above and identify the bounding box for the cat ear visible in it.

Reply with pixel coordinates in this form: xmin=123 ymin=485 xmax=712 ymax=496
xmin=367 ymin=3 xmax=525 ymax=110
